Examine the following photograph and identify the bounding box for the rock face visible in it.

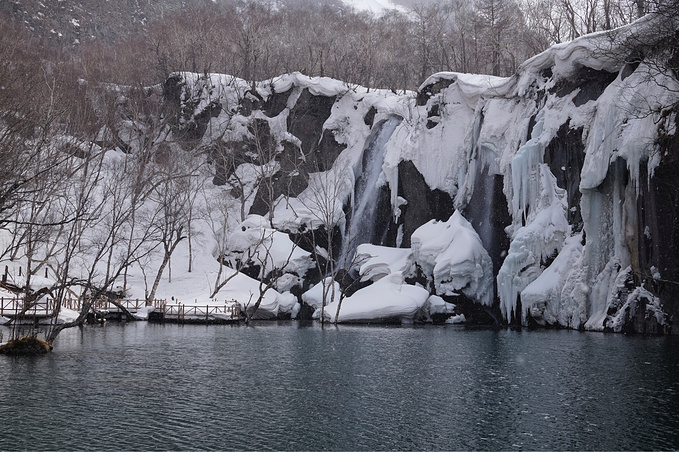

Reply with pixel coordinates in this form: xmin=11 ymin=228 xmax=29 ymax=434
xmin=543 ymin=122 xmax=586 ymax=230
xmin=394 ymin=160 xmax=455 ymax=248
xmin=117 ymin=13 xmax=679 ymax=331
xmin=635 ymin=114 xmax=679 ymax=330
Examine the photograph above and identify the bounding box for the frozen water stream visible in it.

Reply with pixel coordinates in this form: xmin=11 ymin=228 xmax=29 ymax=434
xmin=340 ymin=116 xmax=402 ymax=266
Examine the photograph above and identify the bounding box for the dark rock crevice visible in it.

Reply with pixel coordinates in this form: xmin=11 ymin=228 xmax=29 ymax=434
xmin=416 ymin=77 xmax=455 ymax=106
xmin=462 ymin=169 xmax=512 ymax=288
xmin=544 ymin=121 xmax=586 ymax=230
xmin=263 ymin=87 xmax=293 ymax=117
xmin=550 ymin=65 xmax=618 ymax=106
xmin=287 ymin=88 xmax=344 ymax=171
xmin=395 ymin=160 xmax=455 ymax=248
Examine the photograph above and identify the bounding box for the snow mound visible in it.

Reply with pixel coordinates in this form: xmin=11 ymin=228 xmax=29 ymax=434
xmin=132 ymin=306 xmax=155 ymax=321
xmin=408 ymin=211 xmax=493 ymax=306
xmin=445 ymin=314 xmax=466 ymax=324
xmin=319 ymin=272 xmax=429 ymax=323
xmin=302 ymin=277 xmax=341 ymax=311
xmin=214 ymin=269 xmax=294 ymax=319
xmin=56 ymin=308 xmax=80 ymax=324
xmin=420 ymin=294 xmax=459 ymax=323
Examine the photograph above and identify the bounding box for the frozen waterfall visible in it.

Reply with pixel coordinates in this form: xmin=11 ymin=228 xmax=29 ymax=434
xmin=340 ymin=115 xmax=402 ymax=266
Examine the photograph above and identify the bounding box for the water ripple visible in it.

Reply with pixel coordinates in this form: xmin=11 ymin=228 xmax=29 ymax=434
xmin=0 ymin=324 xmax=678 ymax=450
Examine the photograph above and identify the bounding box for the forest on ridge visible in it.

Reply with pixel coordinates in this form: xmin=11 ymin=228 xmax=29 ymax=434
xmin=1 ymin=0 xmax=664 ymax=92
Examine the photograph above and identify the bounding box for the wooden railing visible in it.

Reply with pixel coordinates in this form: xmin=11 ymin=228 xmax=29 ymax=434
xmin=160 ymin=302 xmax=240 ymax=322
xmin=0 ymin=296 xmax=241 ymax=322
xmin=0 ymin=297 xmax=59 ymax=318
xmin=1 ymin=297 xmax=165 ymax=317
xmin=61 ymin=298 xmax=167 ymax=312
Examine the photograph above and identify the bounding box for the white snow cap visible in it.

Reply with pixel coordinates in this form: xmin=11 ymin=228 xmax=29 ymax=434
xmin=320 ymin=272 xmax=429 ymax=323
xmin=409 ymin=211 xmax=494 ymax=306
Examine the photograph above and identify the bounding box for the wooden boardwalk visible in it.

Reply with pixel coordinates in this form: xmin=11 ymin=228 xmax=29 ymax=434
xmin=150 ymin=302 xmax=241 ymax=324
xmin=0 ymin=298 xmax=58 ymax=320
xmin=0 ymin=297 xmax=241 ymax=324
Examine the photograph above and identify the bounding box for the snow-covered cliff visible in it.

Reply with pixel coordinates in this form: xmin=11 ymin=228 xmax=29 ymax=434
xmin=100 ymin=12 xmax=679 ymax=331
xmin=394 ymin=12 xmax=679 ymax=333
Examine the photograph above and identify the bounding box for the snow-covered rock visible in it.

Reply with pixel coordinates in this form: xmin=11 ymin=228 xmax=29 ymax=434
xmin=302 ymin=277 xmax=341 ymax=311
xmin=407 ymin=211 xmax=493 ymax=306
xmin=445 ymin=314 xmax=466 ymax=324
xmin=420 ymin=294 xmax=458 ymax=323
xmin=354 ymin=244 xmax=410 ymax=282
xmin=132 ymin=306 xmax=155 ymax=321
xmin=318 ymin=272 xmax=429 ymax=323
xmin=520 ymin=233 xmax=586 ymax=328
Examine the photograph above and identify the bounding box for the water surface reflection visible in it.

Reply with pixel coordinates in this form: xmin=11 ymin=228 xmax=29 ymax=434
xmin=0 ymin=322 xmax=677 ymax=450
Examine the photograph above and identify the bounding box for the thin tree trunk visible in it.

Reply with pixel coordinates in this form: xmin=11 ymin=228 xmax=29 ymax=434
xmin=147 ymin=235 xmax=183 ymax=304
xmin=187 ymin=216 xmax=193 ymax=273
xmin=147 ymin=252 xmax=171 ymax=306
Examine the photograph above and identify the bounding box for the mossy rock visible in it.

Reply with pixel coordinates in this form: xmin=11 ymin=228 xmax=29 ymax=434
xmin=0 ymin=336 xmax=52 ymax=355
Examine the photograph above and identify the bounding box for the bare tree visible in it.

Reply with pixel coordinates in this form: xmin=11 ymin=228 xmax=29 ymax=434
xmin=44 ymin=150 xmax=163 ymax=343
xmin=240 ymin=228 xmax=299 ymax=323
xmin=203 ymin=183 xmax=243 ymax=298
xmin=144 ymin=150 xmax=201 ymax=304
xmin=296 ymin=161 xmax=354 ymax=321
